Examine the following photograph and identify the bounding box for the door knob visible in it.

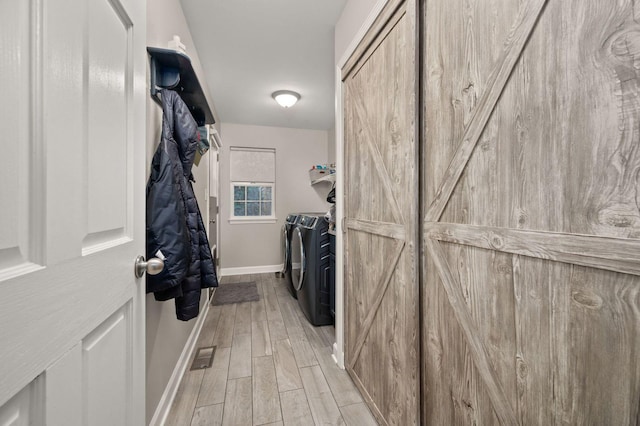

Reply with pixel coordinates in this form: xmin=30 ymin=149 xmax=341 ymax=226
xmin=134 ymin=255 xmax=164 ymax=278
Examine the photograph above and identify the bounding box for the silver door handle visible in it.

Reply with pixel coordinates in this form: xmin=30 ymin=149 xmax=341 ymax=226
xmin=134 ymin=255 xmax=164 ymax=278
xmin=209 ymin=219 xmax=216 ymax=223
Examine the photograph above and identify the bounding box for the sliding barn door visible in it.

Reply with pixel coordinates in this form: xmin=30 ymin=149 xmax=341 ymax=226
xmin=342 ymin=1 xmax=419 ymax=424
xmin=422 ymin=0 xmax=640 ymax=424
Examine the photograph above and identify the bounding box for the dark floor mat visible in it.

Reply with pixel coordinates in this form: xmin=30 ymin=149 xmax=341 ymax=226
xmin=211 ymin=281 xmax=259 ymax=305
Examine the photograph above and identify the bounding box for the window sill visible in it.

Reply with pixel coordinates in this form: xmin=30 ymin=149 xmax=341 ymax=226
xmin=229 ymin=217 xmax=278 ymax=225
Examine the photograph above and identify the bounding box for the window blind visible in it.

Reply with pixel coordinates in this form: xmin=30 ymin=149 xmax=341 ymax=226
xmin=230 ymin=147 xmax=275 ymax=182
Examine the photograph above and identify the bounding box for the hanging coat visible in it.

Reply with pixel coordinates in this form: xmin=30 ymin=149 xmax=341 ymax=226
xmin=146 ymin=89 xmax=218 ymax=321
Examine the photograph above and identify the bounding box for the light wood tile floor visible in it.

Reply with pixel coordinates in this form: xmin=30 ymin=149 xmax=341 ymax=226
xmin=165 ymin=273 xmax=378 ymax=426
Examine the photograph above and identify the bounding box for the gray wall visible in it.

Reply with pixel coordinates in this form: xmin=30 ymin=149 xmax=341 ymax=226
xmin=146 ymin=0 xmax=216 ymax=422
xmin=220 ymin=123 xmax=330 ymax=271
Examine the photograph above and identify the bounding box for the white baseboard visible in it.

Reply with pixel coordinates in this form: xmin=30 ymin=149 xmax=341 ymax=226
xmin=149 ymin=301 xmax=211 ymax=426
xmin=332 ymin=342 xmax=345 ymax=369
xmin=221 ymin=264 xmax=283 ymax=276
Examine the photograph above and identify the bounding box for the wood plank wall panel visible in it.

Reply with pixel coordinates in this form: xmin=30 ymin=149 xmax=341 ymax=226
xmin=422 ymin=0 xmax=640 ymax=424
xmin=342 ymin=1 xmax=419 ymax=424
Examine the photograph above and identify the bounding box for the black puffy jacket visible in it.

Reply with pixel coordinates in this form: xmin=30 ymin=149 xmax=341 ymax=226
xmin=146 ymin=89 xmax=218 ymax=321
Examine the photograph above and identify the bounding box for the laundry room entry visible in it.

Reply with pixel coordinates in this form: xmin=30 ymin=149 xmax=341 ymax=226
xmin=217 ymin=123 xmax=333 ymax=279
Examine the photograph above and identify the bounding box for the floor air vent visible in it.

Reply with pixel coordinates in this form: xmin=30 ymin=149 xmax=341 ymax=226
xmin=190 ymin=346 xmax=216 ymax=370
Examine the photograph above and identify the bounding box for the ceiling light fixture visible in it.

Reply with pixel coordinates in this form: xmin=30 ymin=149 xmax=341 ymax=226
xmin=272 ymin=90 xmax=300 ymax=108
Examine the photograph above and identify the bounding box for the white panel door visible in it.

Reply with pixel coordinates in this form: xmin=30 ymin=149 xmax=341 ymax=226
xmin=0 ymin=0 xmax=146 ymax=424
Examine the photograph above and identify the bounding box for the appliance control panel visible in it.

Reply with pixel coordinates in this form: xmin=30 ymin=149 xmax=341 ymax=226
xmin=298 ymin=215 xmax=318 ymax=229
xmin=286 ymin=214 xmax=298 ymax=224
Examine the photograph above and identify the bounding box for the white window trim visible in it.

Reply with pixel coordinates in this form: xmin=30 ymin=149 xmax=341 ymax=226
xmin=229 ymin=181 xmax=276 ymax=224
xmin=229 ymin=218 xmax=278 ymax=225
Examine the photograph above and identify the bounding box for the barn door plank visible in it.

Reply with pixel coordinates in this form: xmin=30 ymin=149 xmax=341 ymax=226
xmin=343 ymin=0 xmax=419 ymax=424
xmin=425 ymin=0 xmax=548 ymax=223
xmin=350 ymin=88 xmax=404 ymax=224
xmin=347 ymin=239 xmax=405 ymax=369
xmin=426 ymin=222 xmax=640 ymax=276
xmin=422 ymin=0 xmax=640 ymax=423
xmin=345 ymin=218 xmax=406 ymax=241
xmin=426 ymin=239 xmax=518 ymax=425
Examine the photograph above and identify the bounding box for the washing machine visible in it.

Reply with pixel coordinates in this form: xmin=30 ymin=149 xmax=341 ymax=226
xmin=282 ymin=213 xmax=300 ymax=298
xmin=291 ymin=213 xmax=333 ymax=326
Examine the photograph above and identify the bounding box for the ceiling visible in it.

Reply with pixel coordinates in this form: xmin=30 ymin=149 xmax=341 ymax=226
xmin=180 ymin=0 xmax=347 ymax=131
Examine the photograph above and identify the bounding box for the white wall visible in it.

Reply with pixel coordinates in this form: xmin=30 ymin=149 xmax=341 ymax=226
xmin=328 ymin=125 xmax=337 ymax=164
xmin=146 ymin=0 xmax=217 ymax=422
xmin=334 ymin=0 xmax=379 ymax=63
xmin=220 ymin=123 xmax=331 ymax=272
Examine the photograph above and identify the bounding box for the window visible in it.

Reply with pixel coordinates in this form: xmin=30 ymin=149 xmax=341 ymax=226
xmin=233 ymin=183 xmax=273 ymax=217
xmin=230 ymin=147 xmax=276 ymax=222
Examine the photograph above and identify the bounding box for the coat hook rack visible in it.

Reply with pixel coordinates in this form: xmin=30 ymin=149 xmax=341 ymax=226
xmin=147 ymin=46 xmax=215 ymax=126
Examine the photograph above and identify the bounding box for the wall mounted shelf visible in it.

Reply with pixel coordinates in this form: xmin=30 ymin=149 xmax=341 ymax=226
xmin=147 ymin=47 xmax=215 ymax=126
xmin=310 ymin=173 xmax=336 ymax=185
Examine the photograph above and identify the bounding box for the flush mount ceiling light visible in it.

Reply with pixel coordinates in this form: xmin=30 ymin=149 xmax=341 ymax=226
xmin=272 ymin=90 xmax=300 ymax=108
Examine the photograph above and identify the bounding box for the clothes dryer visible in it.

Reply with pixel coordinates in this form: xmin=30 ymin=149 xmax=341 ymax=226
xmin=291 ymin=214 xmax=333 ymax=326
xmin=283 ymin=213 xmax=300 ymax=298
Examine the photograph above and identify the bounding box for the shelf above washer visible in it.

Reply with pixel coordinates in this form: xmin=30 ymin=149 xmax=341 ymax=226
xmin=310 ymin=173 xmax=336 ymax=185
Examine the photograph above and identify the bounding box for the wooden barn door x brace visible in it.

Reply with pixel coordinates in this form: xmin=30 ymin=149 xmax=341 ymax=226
xmin=343 ymin=0 xmax=640 ymax=424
